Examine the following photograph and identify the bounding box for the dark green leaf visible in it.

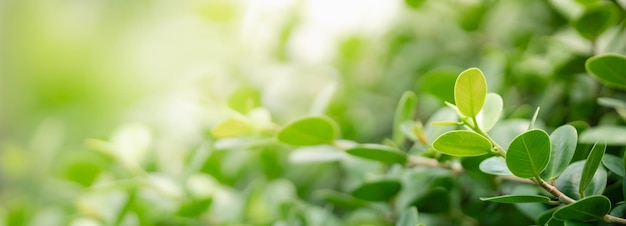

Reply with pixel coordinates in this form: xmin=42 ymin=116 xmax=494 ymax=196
xmin=454 ymin=67 xmax=487 ymax=117
xmin=586 ymin=53 xmax=626 ymax=90
xmin=573 ymin=4 xmax=614 ymax=40
xmin=537 ymin=208 xmax=559 ymax=226
xmin=346 ymin=144 xmax=407 ymax=165
xmin=479 ymin=156 xmax=512 ymax=175
xmin=396 ymin=207 xmax=419 ymax=226
xmin=556 ymin=161 xmax=607 ymax=200
xmin=506 ymin=130 xmax=551 ymax=178
xmin=393 ymin=91 xmax=417 ymax=144
xmin=580 ymin=141 xmax=606 ymax=197
xmin=542 ymin=125 xmax=578 ymax=180
xmin=602 ymin=154 xmax=624 ymax=177
xmin=277 ymin=116 xmax=338 ymax=146
xmin=351 ymin=180 xmax=402 ymax=202
xmin=553 ymin=195 xmax=611 ymax=222
xmin=316 ymin=190 xmax=368 ymax=209
xmin=432 ymin=131 xmax=492 ymax=156
xmin=479 ymin=195 xmax=556 ymax=204
xmin=177 ymin=198 xmax=213 ymax=217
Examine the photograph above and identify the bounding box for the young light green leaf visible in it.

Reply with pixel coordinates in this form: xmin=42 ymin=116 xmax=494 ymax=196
xmin=228 ymin=86 xmax=261 ymax=114
xmin=345 ymin=144 xmax=407 ymax=165
xmin=210 ymin=118 xmax=251 ymax=138
xmin=586 ymin=53 xmax=626 ymax=90
xmin=541 ymin=125 xmax=578 ymax=180
xmin=579 ymin=141 xmax=606 ymax=198
xmin=556 ymin=161 xmax=607 ymax=200
xmin=277 ymin=116 xmax=338 ymax=146
xmin=479 ymin=195 xmax=557 ymax=204
xmin=351 ymin=180 xmax=402 ymax=202
xmin=393 ymin=91 xmax=417 ymax=144
xmin=454 ymin=67 xmax=487 ymax=117
xmin=432 ymin=131 xmax=492 ymax=156
xmin=553 ymin=195 xmax=611 ymax=222
xmin=528 ymin=107 xmax=540 ymax=130
xmin=602 ymin=154 xmax=624 ymax=177
xmin=396 ymin=206 xmax=419 ymax=226
xmin=476 ymin=93 xmax=503 ymax=132
xmin=505 ymin=130 xmax=551 ymax=178
xmin=479 ymin=156 xmax=512 ymax=176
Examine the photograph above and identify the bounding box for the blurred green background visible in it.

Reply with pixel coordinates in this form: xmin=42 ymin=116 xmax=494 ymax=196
xmin=1 ymin=0 xmax=626 ymax=225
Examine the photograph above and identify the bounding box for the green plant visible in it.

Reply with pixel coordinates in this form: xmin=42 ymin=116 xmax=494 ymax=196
xmin=272 ymin=65 xmax=626 ymax=225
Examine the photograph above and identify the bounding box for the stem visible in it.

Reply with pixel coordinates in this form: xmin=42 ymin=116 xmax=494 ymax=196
xmin=464 ymin=117 xmax=506 ymax=157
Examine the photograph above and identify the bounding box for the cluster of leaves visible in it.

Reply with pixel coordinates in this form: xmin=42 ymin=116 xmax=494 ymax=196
xmin=3 ymin=0 xmax=626 ymax=225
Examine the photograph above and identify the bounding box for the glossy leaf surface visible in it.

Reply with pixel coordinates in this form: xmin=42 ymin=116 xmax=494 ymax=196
xmin=541 ymin=125 xmax=578 ymax=180
xmin=553 ymin=195 xmax=611 ymax=222
xmin=579 ymin=142 xmax=606 ymax=197
xmin=277 ymin=116 xmax=338 ymax=146
xmin=586 ymin=53 xmax=626 ymax=90
xmin=432 ymin=131 xmax=492 ymax=156
xmin=454 ymin=67 xmax=487 ymax=117
xmin=506 ymin=130 xmax=551 ymax=178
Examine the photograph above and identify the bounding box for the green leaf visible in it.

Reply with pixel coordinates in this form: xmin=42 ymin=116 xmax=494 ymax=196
xmin=351 ymin=180 xmax=402 ymax=202
xmin=602 ymin=154 xmax=625 ymax=177
xmin=316 ymin=189 xmax=368 ymax=209
xmin=393 ymin=91 xmax=417 ymax=144
xmin=479 ymin=195 xmax=556 ymax=204
xmin=228 ymin=86 xmax=261 ymax=114
xmin=553 ymin=195 xmax=611 ymax=222
xmin=623 ymin=154 xmax=626 ymax=200
xmin=177 ymin=198 xmax=213 ymax=217
xmin=420 ymin=67 xmax=460 ymax=103
xmin=541 ymin=125 xmax=578 ymax=180
xmin=346 ymin=144 xmax=407 ymax=165
xmin=432 ymin=131 xmax=492 ymax=156
xmin=454 ymin=67 xmax=487 ymax=117
xmin=579 ymin=141 xmax=606 ymax=198
xmin=573 ymin=4 xmax=614 ymax=40
xmin=479 ymin=156 xmax=512 ymax=175
xmin=505 ymin=130 xmax=551 ymax=178
xmin=537 ymin=208 xmax=559 ymax=226
xmin=580 ymin=126 xmax=626 ymax=145
xmin=586 ymin=53 xmax=626 ymax=90
xmin=556 ymin=161 xmax=607 ymax=200
xmin=598 ymin=97 xmax=626 ymax=120
xmin=396 ymin=206 xmax=419 ymax=226
xmin=528 ymin=107 xmax=541 ymax=130
xmin=476 ymin=93 xmax=503 ymax=132
xmin=277 ymin=116 xmax=338 ymax=146
xmin=210 ymin=118 xmax=251 ymax=138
